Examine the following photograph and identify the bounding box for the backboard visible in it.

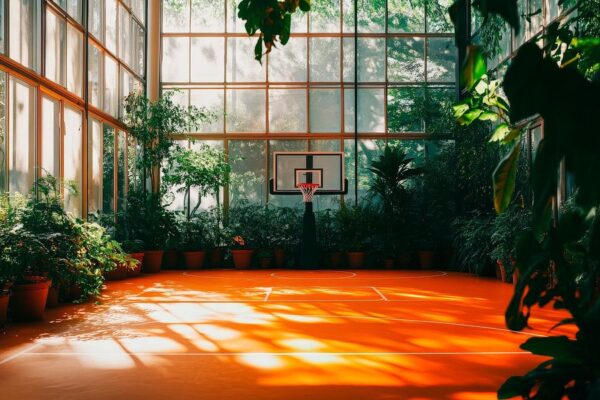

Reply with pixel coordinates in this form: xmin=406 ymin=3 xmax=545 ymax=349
xmin=270 ymin=152 xmax=347 ymax=195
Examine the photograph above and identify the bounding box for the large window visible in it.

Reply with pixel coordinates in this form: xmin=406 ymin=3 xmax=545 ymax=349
xmin=8 ymin=77 xmax=36 ymax=194
xmin=161 ymin=0 xmax=457 ymax=207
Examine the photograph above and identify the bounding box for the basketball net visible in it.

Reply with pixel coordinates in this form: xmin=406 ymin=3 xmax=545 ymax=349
xmin=297 ymin=183 xmax=320 ymax=203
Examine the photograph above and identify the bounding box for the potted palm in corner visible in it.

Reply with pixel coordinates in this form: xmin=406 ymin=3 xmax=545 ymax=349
xmin=368 ymin=146 xmax=422 ymax=268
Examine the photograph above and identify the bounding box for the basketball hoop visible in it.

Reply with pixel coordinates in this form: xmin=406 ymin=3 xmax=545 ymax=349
xmin=297 ymin=183 xmax=320 ymax=203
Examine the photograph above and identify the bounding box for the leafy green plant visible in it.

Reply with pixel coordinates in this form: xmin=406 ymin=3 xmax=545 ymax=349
xmin=122 ymin=90 xmax=212 ymax=192
xmin=335 ymin=203 xmax=376 ymax=252
xmin=163 ymin=144 xmax=230 ymax=220
xmin=452 ymin=212 xmax=495 ymax=276
xmin=316 ymin=209 xmax=341 ymax=254
xmin=237 ymin=0 xmax=311 ymax=62
xmin=489 ymin=200 xmax=531 ymax=278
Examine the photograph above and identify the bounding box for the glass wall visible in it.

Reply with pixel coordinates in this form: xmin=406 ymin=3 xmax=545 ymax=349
xmin=161 ymin=0 xmax=457 ymax=208
xmin=0 ymin=0 xmax=147 ymax=218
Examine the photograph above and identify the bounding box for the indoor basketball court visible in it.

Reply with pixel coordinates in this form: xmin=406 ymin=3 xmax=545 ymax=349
xmin=0 ymin=270 xmax=568 ymax=400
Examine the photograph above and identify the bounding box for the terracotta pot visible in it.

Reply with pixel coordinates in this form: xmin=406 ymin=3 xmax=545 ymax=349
xmin=346 ymin=251 xmax=366 ymax=268
xmin=68 ymin=284 xmax=83 ymax=302
xmin=274 ymin=248 xmax=286 ymax=267
xmin=383 ymin=258 xmax=395 ymax=269
xmin=104 ymin=263 xmax=128 ymax=281
xmin=396 ymin=252 xmax=412 ymax=269
xmin=128 ymin=253 xmax=144 ymax=277
xmin=162 ymin=250 xmax=179 ymax=270
xmin=259 ymin=257 xmax=272 ymax=268
xmin=232 ymin=249 xmax=254 ymax=269
xmin=210 ymin=247 xmax=225 ymax=268
xmin=143 ymin=250 xmax=164 ymax=273
xmin=0 ymin=292 xmax=9 ymax=326
xmin=10 ymin=277 xmax=51 ymax=321
xmin=496 ymin=260 xmax=507 ymax=282
xmin=418 ymin=250 xmax=435 ymax=270
xmin=46 ymin=285 xmax=61 ymax=308
xmin=329 ymin=252 xmax=343 ymax=268
xmin=183 ymin=251 xmax=206 ymax=270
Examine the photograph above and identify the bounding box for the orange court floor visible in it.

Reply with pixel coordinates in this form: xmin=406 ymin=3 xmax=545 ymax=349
xmin=0 ymin=269 xmax=570 ymax=400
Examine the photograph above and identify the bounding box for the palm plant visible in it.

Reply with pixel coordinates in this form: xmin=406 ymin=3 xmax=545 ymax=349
xmin=368 ymin=146 xmax=422 ymax=256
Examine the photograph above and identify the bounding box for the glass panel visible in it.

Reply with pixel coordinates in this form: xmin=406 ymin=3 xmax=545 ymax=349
xmin=226 ymin=89 xmax=266 ymax=132
xmin=117 ymin=131 xmax=127 ymax=211
xmin=191 ymin=38 xmax=225 ymax=82
xmin=357 ymin=0 xmax=385 ymax=33
xmin=425 ymin=86 xmax=455 ymax=133
xmin=388 ymin=0 xmax=425 ymax=33
xmin=269 ymin=89 xmax=306 ymax=133
xmin=0 ymin=0 xmax=4 ymax=53
xmin=227 ymin=0 xmax=245 ymax=33
xmin=388 ymin=37 xmax=425 ymax=82
xmin=309 ymin=38 xmax=340 ymax=82
xmin=191 ymin=0 xmax=225 ymax=32
xmin=427 ymin=0 xmax=453 ymax=33
xmin=103 ymin=125 xmax=115 ymax=212
xmin=45 ymin=10 xmax=65 ymax=86
xmin=0 ymin=71 xmax=5 ymax=190
xmin=189 ymin=140 xmax=225 ymax=210
xmin=357 ymin=38 xmax=385 ymax=82
xmin=104 ymin=55 xmax=119 ymax=116
xmin=309 ymin=89 xmax=341 ymax=133
xmin=9 ymin=78 xmax=36 ymax=194
xmin=268 ymin=140 xmax=307 ymax=208
xmin=229 ymin=140 xmax=266 ymax=205
xmin=64 ymin=106 xmax=83 ymax=216
xmin=67 ymin=0 xmax=83 ymax=23
xmin=227 ymin=38 xmax=266 ymax=82
xmin=89 ymin=43 xmax=103 ymax=108
xmin=135 ymin=22 xmax=145 ymax=75
xmin=88 ymin=118 xmax=103 ymax=215
xmin=342 ymin=37 xmax=355 ymax=82
xmin=9 ymin=0 xmax=38 ymax=70
xmin=344 ymin=88 xmax=385 ymax=133
xmin=162 ymin=37 xmax=190 ymax=82
xmin=163 ymin=0 xmax=190 ymax=32
xmin=67 ymin=23 xmax=83 ymax=96
xmin=41 ymin=97 xmax=61 ymax=178
xmin=387 ymin=86 xmax=425 ymax=132
xmin=106 ymin=0 xmax=118 ymax=53
xmin=190 ymin=89 xmax=224 ymax=133
xmin=427 ymin=38 xmax=455 ymax=82
xmin=309 ymin=0 xmax=340 ymax=32
xmin=119 ymin=4 xmax=132 ymax=65
xmin=132 ymin=0 xmax=145 ymax=25
xmin=89 ymin=0 xmax=103 ymax=41
xmin=268 ymin=38 xmax=307 ymax=82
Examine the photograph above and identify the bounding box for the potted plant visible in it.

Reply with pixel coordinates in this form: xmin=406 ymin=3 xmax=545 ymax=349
xmin=368 ymin=146 xmax=422 ymax=268
xmin=490 ymin=201 xmax=531 ymax=284
xmin=257 ymin=248 xmax=273 ymax=268
xmin=230 ymin=235 xmax=253 ymax=269
xmin=316 ymin=209 xmax=341 ymax=268
xmin=271 ymin=207 xmax=301 ymax=267
xmin=336 ymin=203 xmax=374 ymax=268
xmin=179 ymin=215 xmax=208 ymax=270
xmin=121 ymin=240 xmax=145 ymax=276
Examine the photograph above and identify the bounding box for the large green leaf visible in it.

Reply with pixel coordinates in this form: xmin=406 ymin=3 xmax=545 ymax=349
xmin=460 ymin=45 xmax=487 ymax=90
xmin=493 ymin=141 xmax=522 ymax=213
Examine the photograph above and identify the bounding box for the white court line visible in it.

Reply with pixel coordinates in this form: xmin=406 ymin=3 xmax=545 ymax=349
xmin=270 ymin=271 xmax=357 ymax=279
xmin=0 ymin=342 xmax=43 ymax=366
xmin=371 ymin=287 xmax=389 ymax=301
xmin=15 ymin=351 xmax=530 ymax=357
xmin=264 ymin=287 xmax=272 ymax=302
